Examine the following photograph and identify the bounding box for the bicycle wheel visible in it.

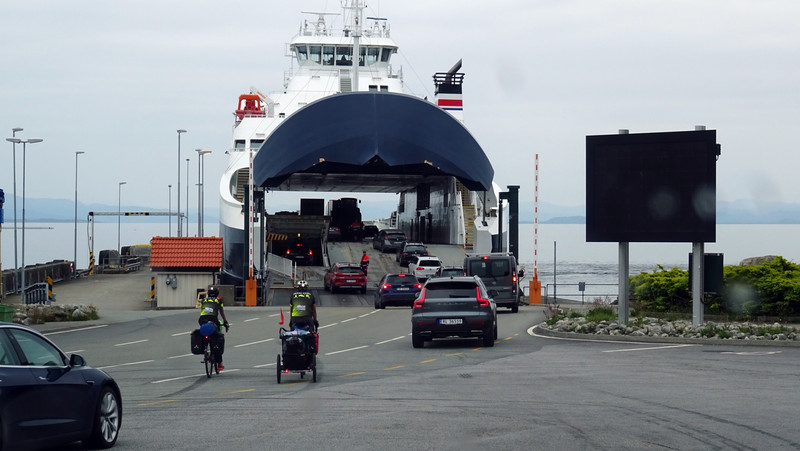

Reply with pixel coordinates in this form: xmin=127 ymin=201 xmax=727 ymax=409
xmin=276 ymin=354 xmax=282 ymax=384
xmin=204 ymin=347 xmax=213 ymax=378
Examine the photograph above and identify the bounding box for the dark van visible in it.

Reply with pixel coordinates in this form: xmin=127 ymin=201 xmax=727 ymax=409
xmin=463 ymin=253 xmax=525 ymax=312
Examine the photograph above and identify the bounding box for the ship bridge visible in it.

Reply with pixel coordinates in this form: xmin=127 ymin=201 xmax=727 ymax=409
xmin=253 ymin=91 xmax=493 ymax=193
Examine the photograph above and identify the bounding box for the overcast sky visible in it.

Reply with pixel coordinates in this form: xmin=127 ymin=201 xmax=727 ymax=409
xmin=2 ymin=0 xmax=799 ymax=214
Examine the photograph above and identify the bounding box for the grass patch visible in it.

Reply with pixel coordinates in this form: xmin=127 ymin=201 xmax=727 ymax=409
xmin=585 ymin=306 xmax=615 ymax=323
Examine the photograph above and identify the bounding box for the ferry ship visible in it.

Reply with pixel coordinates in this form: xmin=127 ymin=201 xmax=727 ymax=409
xmin=218 ymin=1 xmax=506 ymax=291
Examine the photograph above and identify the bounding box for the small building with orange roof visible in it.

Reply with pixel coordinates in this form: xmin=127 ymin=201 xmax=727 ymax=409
xmin=150 ymin=236 xmax=223 ymax=308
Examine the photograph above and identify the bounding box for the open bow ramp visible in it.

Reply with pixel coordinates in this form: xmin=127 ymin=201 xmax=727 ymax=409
xmin=253 ymin=91 xmax=493 ymax=193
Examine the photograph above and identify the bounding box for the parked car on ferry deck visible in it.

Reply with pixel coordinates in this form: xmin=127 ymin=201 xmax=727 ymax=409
xmin=324 ymin=262 xmax=368 ymax=294
xmin=396 ymin=242 xmax=428 ymax=267
xmin=372 ymin=229 xmax=407 ymax=253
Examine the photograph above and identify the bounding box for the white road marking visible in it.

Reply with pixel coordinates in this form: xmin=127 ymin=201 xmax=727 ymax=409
xmin=341 ymin=318 xmax=357 ymax=323
xmin=244 ymin=317 xmax=259 ymax=322
xmin=325 ymin=345 xmax=368 ymax=355
xmin=254 ymin=362 xmax=277 ymax=368
xmin=151 ymin=368 xmax=240 ymax=383
xmin=602 ymin=344 xmax=696 ymax=353
xmin=115 ymin=339 xmax=149 ymax=347
xmin=234 ymin=338 xmax=274 ymax=348
xmin=168 ymin=354 xmax=194 ymax=359
xmin=319 ymin=323 xmax=337 ymax=329
xmin=171 ymin=331 xmax=192 ymax=337
xmin=97 ymin=360 xmax=154 ymax=370
xmin=375 ymin=336 xmax=405 ymax=345
xmin=721 ymin=350 xmax=782 ymax=355
xmin=43 ymin=324 xmax=108 ymax=335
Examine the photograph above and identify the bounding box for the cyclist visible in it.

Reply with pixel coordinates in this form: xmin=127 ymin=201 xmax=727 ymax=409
xmin=289 ymin=280 xmax=318 ymax=332
xmin=360 ymin=251 xmax=370 ymax=275
xmin=198 ymin=286 xmax=229 ymax=369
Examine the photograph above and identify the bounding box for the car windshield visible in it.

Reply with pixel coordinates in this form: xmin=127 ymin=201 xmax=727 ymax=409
xmin=425 ymin=281 xmax=478 ymax=298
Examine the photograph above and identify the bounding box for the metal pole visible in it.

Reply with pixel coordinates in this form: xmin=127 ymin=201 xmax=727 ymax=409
xmin=118 ymin=181 xmax=126 ymax=253
xmin=168 ymin=184 xmax=172 ymax=237
xmin=176 ymin=129 xmax=186 ymax=237
xmin=10 ymin=128 xmax=22 ymax=292
xmin=195 ymin=149 xmax=211 ymax=237
xmin=185 ymin=158 xmax=190 ymax=237
xmin=16 ymin=138 xmax=43 ymax=300
xmin=74 ymin=151 xmax=84 ymax=276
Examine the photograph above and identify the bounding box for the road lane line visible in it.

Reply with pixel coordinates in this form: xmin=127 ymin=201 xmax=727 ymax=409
xmin=244 ymin=318 xmax=259 ymax=322
xmin=325 ymin=345 xmax=368 ymax=355
xmin=138 ymin=400 xmax=178 ymax=406
xmin=97 ymin=360 xmax=154 ymax=370
xmin=375 ymin=336 xmax=405 ymax=345
xmin=225 ymin=389 xmax=255 ymax=395
xmin=115 ymin=339 xmax=148 ymax=347
xmin=358 ymin=313 xmax=372 ymax=318
xmin=341 ymin=318 xmax=357 ymax=323
xmin=384 ymin=365 xmax=404 ymax=370
xmin=44 ymin=324 xmax=108 ymax=335
xmin=254 ymin=362 xmax=277 ymax=368
xmin=340 ymin=372 xmax=365 ymax=378
xmin=234 ymin=338 xmax=274 ymax=348
xmin=420 ymin=359 xmax=436 ymax=364
xmin=168 ymin=354 xmax=194 ymax=359
xmin=603 ymin=344 xmax=696 ymax=353
xmin=152 ymin=368 xmax=240 ymax=383
xmin=171 ymin=331 xmax=192 ymax=337
xmin=446 ymin=352 xmax=463 ymax=357
xmin=319 ymin=323 xmax=337 ymax=329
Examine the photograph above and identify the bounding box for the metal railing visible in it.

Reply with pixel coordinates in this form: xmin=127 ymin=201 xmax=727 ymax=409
xmin=542 ymin=283 xmax=619 ymax=304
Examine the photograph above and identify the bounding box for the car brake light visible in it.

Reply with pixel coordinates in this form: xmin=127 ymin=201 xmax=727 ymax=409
xmin=413 ymin=288 xmax=427 ymax=308
xmin=414 ymin=283 xmax=422 ymax=289
xmin=308 ymin=250 xmax=313 ymax=255
xmin=382 ymin=283 xmax=392 ymax=290
xmin=476 ymin=287 xmax=490 ymax=307
xmin=398 ymin=274 xmax=406 ymax=277
xmin=512 ymin=274 xmax=517 ymax=283
xmin=415 ymin=266 xmax=423 ymax=270
xmin=285 ymin=249 xmax=290 ymax=255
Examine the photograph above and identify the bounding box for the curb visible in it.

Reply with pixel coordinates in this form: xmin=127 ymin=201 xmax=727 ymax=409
xmin=531 ymin=324 xmax=800 ymax=347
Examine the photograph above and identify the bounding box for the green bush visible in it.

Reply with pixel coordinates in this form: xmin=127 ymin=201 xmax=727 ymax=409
xmin=629 ymin=257 xmax=800 ymax=318
xmin=585 ymin=306 xmax=615 ymax=322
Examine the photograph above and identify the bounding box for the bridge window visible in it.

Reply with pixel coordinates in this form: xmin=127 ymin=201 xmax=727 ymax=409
xmin=296 ymin=45 xmax=308 ymax=61
xmin=309 ymin=45 xmax=322 ymax=64
xmin=336 ymin=46 xmax=352 ymax=66
xmin=366 ymin=47 xmax=380 ymax=65
xmin=323 ymin=46 xmax=335 ymax=65
xmin=380 ymin=47 xmax=395 ymax=63
xmin=235 ymin=140 xmax=246 ymax=151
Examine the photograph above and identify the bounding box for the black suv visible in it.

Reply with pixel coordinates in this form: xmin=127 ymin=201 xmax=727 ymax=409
xmin=396 ymin=242 xmax=428 ymax=266
xmin=410 ymin=276 xmax=497 ymax=348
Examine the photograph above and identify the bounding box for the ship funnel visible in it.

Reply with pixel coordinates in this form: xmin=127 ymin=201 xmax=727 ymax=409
xmin=433 ymin=60 xmax=465 ymax=123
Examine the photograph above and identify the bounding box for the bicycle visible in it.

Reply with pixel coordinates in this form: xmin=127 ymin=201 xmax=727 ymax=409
xmin=199 ymin=321 xmax=228 ymax=378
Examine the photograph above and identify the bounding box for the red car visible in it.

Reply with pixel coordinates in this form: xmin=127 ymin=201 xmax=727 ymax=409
xmin=324 ymin=262 xmax=368 ymax=294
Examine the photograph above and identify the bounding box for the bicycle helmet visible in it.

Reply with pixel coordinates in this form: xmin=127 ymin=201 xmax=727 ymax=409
xmin=297 ymin=280 xmax=309 ymax=290
xmin=207 ymin=286 xmax=219 ymax=297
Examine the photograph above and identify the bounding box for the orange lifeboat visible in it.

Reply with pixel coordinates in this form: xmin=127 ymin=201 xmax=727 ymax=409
xmin=235 ymin=94 xmax=264 ymax=120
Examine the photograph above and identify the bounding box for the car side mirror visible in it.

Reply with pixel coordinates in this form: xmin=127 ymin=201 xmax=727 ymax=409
xmin=69 ymin=354 xmax=86 ymax=367
xmin=518 ymin=268 xmax=526 ymax=279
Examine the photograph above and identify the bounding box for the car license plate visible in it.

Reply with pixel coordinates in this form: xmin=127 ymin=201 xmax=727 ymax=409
xmin=346 ymin=279 xmax=356 ymax=283
xmin=397 ymin=287 xmax=409 ymax=291
xmin=439 ymin=318 xmax=462 ymax=325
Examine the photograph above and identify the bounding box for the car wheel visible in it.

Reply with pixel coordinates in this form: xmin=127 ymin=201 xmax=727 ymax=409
xmin=493 ymin=322 xmax=498 ymax=340
xmin=511 ymin=302 xmax=519 ymax=313
xmin=331 ymin=284 xmax=337 ymax=294
xmin=482 ymin=327 xmax=495 ymax=347
xmin=360 ymin=285 xmax=367 ymax=294
xmin=83 ymin=386 xmax=121 ymax=449
xmin=412 ymin=332 xmax=424 ymax=348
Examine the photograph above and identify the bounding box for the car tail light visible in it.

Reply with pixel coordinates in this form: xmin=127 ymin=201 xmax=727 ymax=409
xmin=308 ymin=249 xmax=313 ymax=255
xmin=476 ymin=287 xmax=490 ymax=307
xmin=415 ymin=266 xmax=424 ymax=271
xmin=413 ymin=283 xmax=422 ymax=289
xmin=413 ymin=288 xmax=427 ymax=308
xmin=512 ymin=274 xmax=517 ymax=283
xmin=382 ymin=283 xmax=392 ymax=290
xmin=285 ymin=249 xmax=290 ymax=255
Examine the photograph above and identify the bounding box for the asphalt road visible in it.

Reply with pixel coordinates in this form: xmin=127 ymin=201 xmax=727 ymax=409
xmin=39 ymin=297 xmax=800 ymax=450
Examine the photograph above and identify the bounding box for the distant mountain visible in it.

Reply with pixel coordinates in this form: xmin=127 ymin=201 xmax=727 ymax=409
xmin=3 ymin=196 xmax=800 ymax=224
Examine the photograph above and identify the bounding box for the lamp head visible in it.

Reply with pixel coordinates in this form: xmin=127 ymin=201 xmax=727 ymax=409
xmin=12 ymin=127 xmax=23 ymax=133
xmin=26 ymin=138 xmax=43 ymax=144
xmin=6 ymin=137 xmax=21 ymax=144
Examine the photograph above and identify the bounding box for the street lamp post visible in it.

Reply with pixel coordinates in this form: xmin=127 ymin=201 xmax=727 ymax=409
xmin=118 ymin=182 xmax=126 ymax=253
xmin=195 ymin=149 xmax=211 ymax=236
xmin=74 ymin=151 xmax=84 ymax=277
xmin=177 ymin=129 xmax=186 ymax=237
xmin=185 ymin=158 xmax=190 ymax=236
xmin=168 ymin=184 xmax=172 ymax=237
xmin=7 ymin=127 xmax=22 ymax=291
xmin=5 ymin=137 xmax=43 ymax=299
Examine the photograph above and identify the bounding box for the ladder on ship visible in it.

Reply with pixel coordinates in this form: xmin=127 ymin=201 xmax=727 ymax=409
xmin=456 ymin=180 xmax=476 ymax=251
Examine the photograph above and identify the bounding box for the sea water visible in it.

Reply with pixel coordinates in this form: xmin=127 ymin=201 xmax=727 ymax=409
xmin=2 ymin=222 xmax=798 ymax=300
